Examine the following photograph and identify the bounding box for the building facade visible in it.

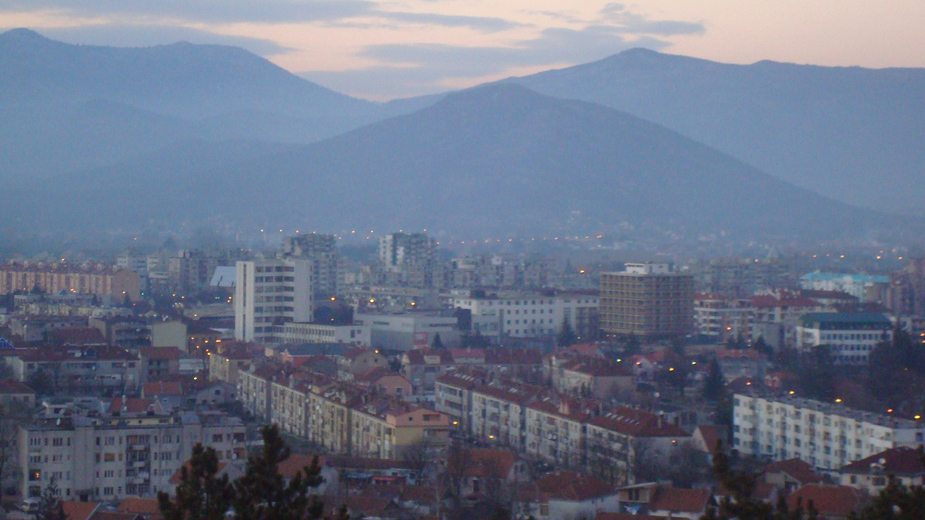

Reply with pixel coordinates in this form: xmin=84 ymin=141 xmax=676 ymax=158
xmin=600 ymin=263 xmax=694 ymax=340
xmin=234 ymin=259 xmax=314 ymax=343
xmin=733 ymin=394 xmax=925 ymax=471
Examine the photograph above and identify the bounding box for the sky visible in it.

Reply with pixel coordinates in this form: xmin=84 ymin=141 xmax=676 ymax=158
xmin=1 ymin=1 xmax=924 ymax=100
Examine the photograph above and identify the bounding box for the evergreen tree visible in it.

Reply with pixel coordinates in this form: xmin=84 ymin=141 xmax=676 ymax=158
xmin=702 ymin=357 xmax=726 ymax=402
xmin=233 ymin=424 xmax=325 ymax=520
xmin=431 ymin=333 xmax=445 ymax=350
xmin=157 ymin=444 xmax=233 ymax=520
xmin=557 ymin=317 xmax=577 ymax=348
xmin=37 ymin=477 xmax=67 ymax=520
xmin=754 ymin=335 xmax=772 ymax=356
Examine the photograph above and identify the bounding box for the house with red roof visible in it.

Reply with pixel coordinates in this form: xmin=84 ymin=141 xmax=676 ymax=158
xmin=0 ymin=378 xmax=35 ymax=409
xmin=515 ymin=471 xmax=619 ymax=520
xmin=446 ymin=448 xmax=524 ymax=500
xmin=839 ymin=446 xmax=925 ymax=495
xmin=546 ymin=353 xmax=633 ymax=400
xmin=60 ymin=500 xmax=101 ymax=520
xmin=648 ymin=485 xmax=713 ymax=519
xmin=786 ymin=484 xmax=866 ymax=520
xmin=138 ymin=346 xmax=180 ymax=383
xmin=763 ymin=458 xmax=823 ymax=493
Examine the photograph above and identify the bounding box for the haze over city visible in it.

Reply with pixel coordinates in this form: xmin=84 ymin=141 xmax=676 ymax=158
xmin=1 ymin=1 xmax=925 ymax=520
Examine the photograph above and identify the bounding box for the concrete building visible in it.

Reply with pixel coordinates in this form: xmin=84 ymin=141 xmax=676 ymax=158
xmin=6 ymin=346 xmax=141 ymax=394
xmin=19 ymin=410 xmax=245 ymax=501
xmin=600 ymin=263 xmax=694 ymax=340
xmin=800 ymin=273 xmax=890 ymax=303
xmin=234 ymin=259 xmax=314 ymax=343
xmin=280 ymin=234 xmax=344 ymax=299
xmin=450 ymin=290 xmax=599 ymax=340
xmin=277 ymin=322 xmax=370 ymax=347
xmin=733 ymin=394 xmax=925 ymax=471
xmin=693 ymin=294 xmax=754 ymax=343
xmin=0 ymin=262 xmax=141 ymax=302
xmin=354 ymin=311 xmax=460 ymax=352
xmin=378 ymin=233 xmax=438 ymax=288
xmin=795 ymin=313 xmax=893 ymax=365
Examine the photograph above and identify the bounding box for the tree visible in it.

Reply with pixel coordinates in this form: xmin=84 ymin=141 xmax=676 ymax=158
xmin=37 ymin=476 xmax=67 ymax=520
xmin=797 ymin=346 xmax=836 ymax=402
xmin=233 ymin=424 xmax=325 ymax=520
xmin=754 ymin=335 xmax=773 ymax=356
xmin=431 ymin=333 xmax=445 ymax=350
xmin=28 ymin=368 xmax=54 ymax=396
xmin=851 ymin=474 xmax=925 ymax=520
xmin=557 ymin=317 xmax=577 ymax=348
xmin=702 ymin=357 xmax=726 ymax=402
xmin=157 ymin=444 xmax=233 ymax=520
xmin=700 ymin=443 xmax=818 ymax=520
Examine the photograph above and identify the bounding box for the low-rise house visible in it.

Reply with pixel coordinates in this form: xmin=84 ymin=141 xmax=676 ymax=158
xmin=515 ymin=470 xmax=619 ymax=520
xmin=786 ymin=484 xmax=866 ymax=520
xmin=716 ymin=349 xmax=768 ymax=382
xmin=647 ymin=485 xmax=713 ymax=519
xmin=762 ymin=458 xmax=823 ymax=494
xmin=839 ymin=446 xmax=925 ymax=495
xmin=446 ymin=448 xmax=524 ymax=501
xmin=353 ymin=367 xmax=413 ymax=401
xmin=336 ymin=347 xmax=389 ymax=380
xmin=547 ymin=355 xmax=634 ymax=400
xmin=0 ymin=379 xmax=35 ymax=410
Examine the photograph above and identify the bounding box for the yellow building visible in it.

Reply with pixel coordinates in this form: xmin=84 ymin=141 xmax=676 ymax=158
xmin=0 ymin=262 xmax=140 ymax=301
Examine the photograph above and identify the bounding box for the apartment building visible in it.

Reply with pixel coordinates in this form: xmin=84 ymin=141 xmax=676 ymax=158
xmin=599 ymin=263 xmax=694 ymax=340
xmin=472 ymin=380 xmax=540 ymax=451
xmin=378 ymin=232 xmax=438 ymax=288
xmin=693 ymin=294 xmax=754 ymax=343
xmin=450 ymin=290 xmax=599 ymax=340
xmin=526 ymin=397 xmax=593 ymax=468
xmin=354 ymin=311 xmax=460 ymax=352
xmin=234 ymin=259 xmax=313 ymax=343
xmin=6 ymin=346 xmax=141 ymax=394
xmin=586 ymin=408 xmax=689 ymax=486
xmin=351 ymin=397 xmax=450 ymax=459
xmin=280 ymin=234 xmax=344 ymax=298
xmin=0 ymin=262 xmax=141 ymax=302
xmin=733 ymin=394 xmax=925 ymax=471
xmin=795 ymin=313 xmax=893 ymax=365
xmin=19 ymin=410 xmax=245 ymax=501
xmin=434 ymin=370 xmax=484 ymax=433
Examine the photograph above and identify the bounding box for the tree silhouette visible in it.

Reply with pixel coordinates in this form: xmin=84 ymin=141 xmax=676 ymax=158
xmin=157 ymin=444 xmax=233 ymax=520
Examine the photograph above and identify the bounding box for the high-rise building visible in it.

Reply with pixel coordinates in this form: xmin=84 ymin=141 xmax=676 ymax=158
xmin=280 ymin=234 xmax=343 ymax=298
xmin=234 ymin=259 xmax=313 ymax=343
xmin=599 ymin=263 xmax=694 ymax=340
xmin=378 ymin=233 xmax=437 ymax=288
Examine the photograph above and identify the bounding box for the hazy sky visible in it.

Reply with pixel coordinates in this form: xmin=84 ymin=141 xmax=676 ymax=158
xmin=2 ymin=1 xmax=923 ymax=100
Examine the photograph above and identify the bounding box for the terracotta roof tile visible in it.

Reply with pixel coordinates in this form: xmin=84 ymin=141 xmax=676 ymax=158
xmin=786 ymin=484 xmax=865 ymax=517
xmin=841 ymin=446 xmax=925 ymax=476
xmin=650 ymin=485 xmax=712 ymax=514
xmin=61 ymin=501 xmax=100 ymax=520
xmin=764 ymin=458 xmax=823 ymax=485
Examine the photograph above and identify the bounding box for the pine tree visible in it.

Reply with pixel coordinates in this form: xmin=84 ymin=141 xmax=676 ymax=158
xmin=557 ymin=317 xmax=577 ymax=347
xmin=37 ymin=477 xmax=67 ymax=520
xmin=233 ymin=424 xmax=326 ymax=520
xmin=702 ymin=357 xmax=726 ymax=402
xmin=157 ymin=444 xmax=233 ymax=520
xmin=431 ymin=333 xmax=445 ymax=350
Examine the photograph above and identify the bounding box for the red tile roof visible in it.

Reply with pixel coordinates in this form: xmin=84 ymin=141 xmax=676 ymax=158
xmin=589 ymin=407 xmax=688 ymax=438
xmin=695 ymin=425 xmax=726 ymax=454
xmin=143 ymin=381 xmax=183 ymax=396
xmin=61 ymin=501 xmax=100 ymax=520
xmin=840 ymin=446 xmax=925 ymax=476
xmin=277 ymin=453 xmax=325 ymax=479
xmin=533 ymin=471 xmax=616 ymax=502
xmin=116 ymin=497 xmax=162 ymax=515
xmin=764 ymin=458 xmax=823 ymax=485
xmin=447 ymin=448 xmax=517 ymax=479
xmin=650 ymin=485 xmax=712 ymax=514
xmin=786 ymin=484 xmax=864 ymax=517
xmin=108 ymin=397 xmax=155 ymax=414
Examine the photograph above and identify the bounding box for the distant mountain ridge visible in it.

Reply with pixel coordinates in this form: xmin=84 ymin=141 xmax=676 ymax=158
xmin=504 ymin=48 xmax=925 ymax=215
xmin=7 ymin=84 xmax=915 ymax=244
xmin=0 ymin=28 xmax=382 ymax=181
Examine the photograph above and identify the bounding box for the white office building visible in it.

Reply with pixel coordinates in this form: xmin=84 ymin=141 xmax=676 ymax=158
xmin=235 ymin=259 xmax=313 ymax=343
xmin=733 ymin=393 xmax=925 ymax=472
xmin=450 ymin=291 xmax=598 ymax=340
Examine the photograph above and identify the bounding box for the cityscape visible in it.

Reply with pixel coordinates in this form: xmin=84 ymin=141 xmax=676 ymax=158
xmin=1 ymin=4 xmax=925 ymax=519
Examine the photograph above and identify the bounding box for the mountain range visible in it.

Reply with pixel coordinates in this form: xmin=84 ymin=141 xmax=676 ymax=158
xmin=1 ymin=28 xmax=923 ymax=245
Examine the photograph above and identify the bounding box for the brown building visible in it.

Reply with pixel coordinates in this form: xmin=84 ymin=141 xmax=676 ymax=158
xmin=0 ymin=262 xmax=140 ymax=301
xmin=599 ymin=263 xmax=693 ymax=340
